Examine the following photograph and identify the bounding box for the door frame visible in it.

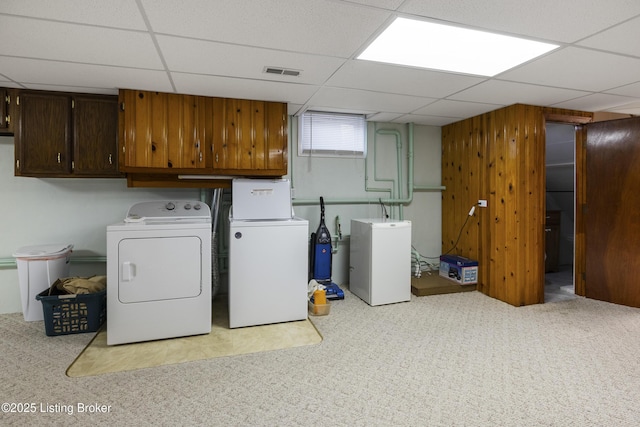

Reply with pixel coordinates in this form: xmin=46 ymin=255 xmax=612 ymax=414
xmin=543 ymin=113 xmax=591 ymax=298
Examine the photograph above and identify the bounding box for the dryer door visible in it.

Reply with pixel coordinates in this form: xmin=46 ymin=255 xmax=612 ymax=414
xmin=118 ymin=236 xmax=202 ymax=303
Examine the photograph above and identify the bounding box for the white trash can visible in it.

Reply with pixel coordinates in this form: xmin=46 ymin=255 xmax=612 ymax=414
xmin=13 ymin=244 xmax=73 ymax=321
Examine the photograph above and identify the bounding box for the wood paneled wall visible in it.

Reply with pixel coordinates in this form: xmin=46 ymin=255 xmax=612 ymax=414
xmin=442 ymin=104 xmax=592 ymax=306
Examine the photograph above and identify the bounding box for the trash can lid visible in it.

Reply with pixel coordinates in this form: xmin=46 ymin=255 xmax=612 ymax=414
xmin=13 ymin=243 xmax=73 ymax=259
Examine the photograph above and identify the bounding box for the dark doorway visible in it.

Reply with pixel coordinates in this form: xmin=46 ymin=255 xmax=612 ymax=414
xmin=545 ymin=123 xmax=577 ymax=302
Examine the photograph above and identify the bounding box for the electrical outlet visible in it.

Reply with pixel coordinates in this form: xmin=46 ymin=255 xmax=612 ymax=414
xmin=478 ymin=199 xmax=487 ymax=207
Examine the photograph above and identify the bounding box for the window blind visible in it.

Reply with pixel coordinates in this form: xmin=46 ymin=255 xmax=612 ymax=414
xmin=299 ymin=111 xmax=366 ymax=156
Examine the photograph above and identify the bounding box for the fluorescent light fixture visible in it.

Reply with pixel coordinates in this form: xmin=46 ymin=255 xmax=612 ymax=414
xmin=358 ymin=17 xmax=558 ymax=76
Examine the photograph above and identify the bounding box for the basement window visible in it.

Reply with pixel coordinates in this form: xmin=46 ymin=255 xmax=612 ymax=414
xmin=298 ymin=111 xmax=366 ymax=158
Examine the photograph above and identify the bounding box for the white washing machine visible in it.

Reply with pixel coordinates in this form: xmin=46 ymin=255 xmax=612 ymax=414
xmin=106 ymin=200 xmax=212 ymax=345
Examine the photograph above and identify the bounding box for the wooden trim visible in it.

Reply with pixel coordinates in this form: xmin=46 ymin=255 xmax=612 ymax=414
xmin=126 ymin=174 xmax=232 ymax=189
xmin=574 ymin=125 xmax=586 ymax=296
xmin=543 ymin=113 xmax=592 ymax=124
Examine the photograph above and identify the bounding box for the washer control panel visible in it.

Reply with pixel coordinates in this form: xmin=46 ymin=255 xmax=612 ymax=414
xmin=125 ymin=200 xmax=211 ymax=223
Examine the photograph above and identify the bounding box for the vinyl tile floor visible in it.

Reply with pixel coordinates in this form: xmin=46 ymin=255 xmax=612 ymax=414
xmin=545 ymin=265 xmax=577 ymax=303
xmin=66 ymin=297 xmax=322 ymax=377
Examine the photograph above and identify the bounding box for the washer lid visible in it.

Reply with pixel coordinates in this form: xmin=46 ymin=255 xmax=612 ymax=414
xmin=13 ymin=243 xmax=73 ymax=259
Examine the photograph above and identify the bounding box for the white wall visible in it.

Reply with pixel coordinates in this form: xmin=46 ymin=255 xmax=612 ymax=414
xmin=1 ymin=120 xmax=442 ymax=314
xmin=0 ymin=135 xmax=201 ymax=314
xmin=288 ymin=120 xmax=442 ymax=287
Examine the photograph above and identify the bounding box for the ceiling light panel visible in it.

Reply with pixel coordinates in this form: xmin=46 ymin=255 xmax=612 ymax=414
xmin=358 ymin=17 xmax=558 ymax=76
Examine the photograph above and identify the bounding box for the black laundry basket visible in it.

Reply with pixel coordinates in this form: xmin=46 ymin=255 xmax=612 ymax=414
xmin=36 ymin=289 xmax=106 ymax=336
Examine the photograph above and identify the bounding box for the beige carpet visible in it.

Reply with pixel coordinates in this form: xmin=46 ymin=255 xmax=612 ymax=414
xmin=66 ymin=300 xmax=322 ymax=377
xmin=4 ymin=291 xmax=640 ymax=425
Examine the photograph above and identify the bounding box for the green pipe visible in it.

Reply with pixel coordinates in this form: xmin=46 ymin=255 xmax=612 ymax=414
xmin=414 ymin=185 xmax=446 ymax=191
xmin=290 ymin=121 xmax=443 ymax=208
xmin=365 ymin=123 xmax=395 ymax=199
xmin=375 ymin=128 xmax=405 ymax=219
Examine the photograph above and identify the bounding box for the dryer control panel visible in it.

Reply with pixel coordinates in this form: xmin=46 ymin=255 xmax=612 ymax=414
xmin=124 ymin=200 xmax=211 ymax=223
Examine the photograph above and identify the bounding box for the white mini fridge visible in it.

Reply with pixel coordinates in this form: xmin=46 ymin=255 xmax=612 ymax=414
xmin=228 ymin=218 xmax=309 ymax=328
xmin=349 ymin=219 xmax=412 ymax=306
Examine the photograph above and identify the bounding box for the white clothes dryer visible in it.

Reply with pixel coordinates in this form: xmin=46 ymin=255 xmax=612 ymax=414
xmin=106 ymin=200 xmax=212 ymax=345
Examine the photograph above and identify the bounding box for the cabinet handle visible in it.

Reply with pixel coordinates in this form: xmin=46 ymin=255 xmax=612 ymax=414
xmin=199 ymin=152 xmax=203 ymax=162
xmin=545 ymin=228 xmax=551 ymax=232
xmin=108 ymin=154 xmax=113 ymax=165
xmin=4 ymin=115 xmax=9 ymax=125
xmin=215 ymin=153 xmax=218 ymax=163
xmin=57 ymin=153 xmax=61 ymax=163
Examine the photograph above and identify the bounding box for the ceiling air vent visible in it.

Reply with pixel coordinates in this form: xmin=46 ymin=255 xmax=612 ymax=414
xmin=263 ymin=66 xmax=301 ymax=77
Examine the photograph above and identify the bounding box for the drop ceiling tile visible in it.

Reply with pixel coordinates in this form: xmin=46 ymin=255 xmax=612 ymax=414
xmin=1 ymin=0 xmax=147 ymax=30
xmin=157 ymin=35 xmax=346 ymax=85
xmin=393 ymin=114 xmax=461 ymax=126
xmin=608 ymin=102 xmax=640 ymax=115
xmin=551 ymin=93 xmax=640 ymax=111
xmin=326 ymin=60 xmax=485 ymax=98
xmin=0 ymin=79 xmax=21 ymax=88
xmin=306 ymin=87 xmax=434 ymax=114
xmin=141 ymin=0 xmax=391 ymax=57
xmin=605 ymin=81 xmax=640 ymax=98
xmin=498 ymin=47 xmax=640 ymax=92
xmin=399 ymin=0 xmax=640 ymax=43
xmin=288 ymin=103 xmax=304 ymax=116
xmin=171 ymin=72 xmax=319 ymax=104
xmin=342 ymin=0 xmax=404 ymax=10
xmin=578 ymin=16 xmax=640 ymax=57
xmin=0 ymin=16 xmax=163 ymax=69
xmin=412 ymin=99 xmax=501 ymax=118
xmin=366 ymin=112 xmax=405 ymax=122
xmin=21 ymin=84 xmax=117 ymax=95
xmin=0 ymin=57 xmax=173 ymax=92
xmin=449 ymin=80 xmax=590 ymax=106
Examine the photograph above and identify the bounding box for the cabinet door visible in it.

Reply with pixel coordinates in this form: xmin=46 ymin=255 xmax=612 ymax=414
xmin=167 ymin=94 xmax=207 ymax=169
xmin=0 ymin=88 xmax=8 ymax=132
xmin=219 ymin=98 xmax=252 ymax=170
xmin=0 ymin=88 xmax=16 ymax=134
xmin=264 ymin=101 xmax=288 ymax=173
xmin=120 ymin=89 xmax=166 ymax=168
xmin=72 ymin=95 xmax=120 ymax=176
xmin=120 ymin=90 xmax=206 ymax=170
xmin=213 ymin=99 xmax=287 ymax=175
xmin=16 ymin=91 xmax=71 ymax=175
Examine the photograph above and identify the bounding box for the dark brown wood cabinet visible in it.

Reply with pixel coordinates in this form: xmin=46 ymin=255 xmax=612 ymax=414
xmin=0 ymin=88 xmax=6 ymax=131
xmin=545 ymin=210 xmax=561 ymax=273
xmin=119 ymin=89 xmax=288 ymax=179
xmin=14 ymin=90 xmax=120 ymax=177
xmin=73 ymin=95 xmax=120 ymax=176
xmin=15 ymin=91 xmax=71 ymax=175
xmin=0 ymin=88 xmax=15 ymax=134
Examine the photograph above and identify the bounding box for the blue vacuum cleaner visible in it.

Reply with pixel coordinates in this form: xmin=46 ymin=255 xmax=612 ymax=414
xmin=309 ymin=197 xmax=344 ymax=300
